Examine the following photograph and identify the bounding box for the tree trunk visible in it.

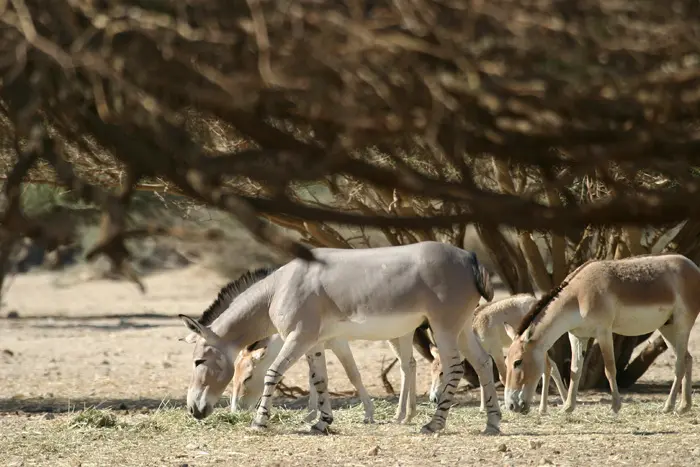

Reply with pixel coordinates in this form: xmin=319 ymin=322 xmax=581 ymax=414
xmin=476 ymin=225 xmax=533 ymax=295
xmin=577 ymin=333 xmax=652 ymax=390
xmin=518 ymin=231 xmax=553 ymax=291
xmin=545 ymin=188 xmax=568 ymax=285
xmin=618 ymin=335 xmax=668 ymax=388
xmin=0 ymin=235 xmax=17 ymax=307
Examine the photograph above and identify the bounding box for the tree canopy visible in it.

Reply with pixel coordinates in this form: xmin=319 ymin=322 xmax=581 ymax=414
xmin=2 ymin=0 xmax=700 ymax=280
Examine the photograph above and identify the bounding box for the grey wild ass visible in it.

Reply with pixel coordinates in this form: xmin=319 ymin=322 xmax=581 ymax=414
xmin=179 ymin=241 xmax=501 ymax=434
xmin=203 ymin=266 xmax=418 ymax=425
xmin=428 ymin=294 xmax=568 ymax=414
xmin=504 ymin=254 xmax=700 ymax=415
xmin=232 ymin=329 xmax=429 ymax=424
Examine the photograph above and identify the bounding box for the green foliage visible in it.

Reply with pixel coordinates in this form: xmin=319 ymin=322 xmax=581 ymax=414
xmin=20 ymin=184 xmax=76 ymax=216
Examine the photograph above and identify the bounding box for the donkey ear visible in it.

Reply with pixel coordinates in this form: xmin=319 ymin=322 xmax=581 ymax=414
xmin=245 ymin=338 xmax=267 ymax=352
xmin=429 ymin=344 xmax=439 ymax=360
xmin=179 ymin=333 xmax=199 ymax=344
xmin=503 ymin=323 xmax=518 ymax=341
xmin=522 ymin=326 xmax=533 ymax=344
xmin=250 ymin=347 xmax=267 ymax=361
xmin=179 ymin=314 xmax=204 ymax=334
xmin=178 ymin=314 xmax=220 ymax=344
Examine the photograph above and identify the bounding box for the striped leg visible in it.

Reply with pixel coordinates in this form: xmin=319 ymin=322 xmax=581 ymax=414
xmin=306 ymin=348 xmax=334 ymax=434
xmin=460 ymin=329 xmax=501 ymax=434
xmin=251 ymin=332 xmax=316 ymax=430
xmin=303 ymin=348 xmax=321 ymax=423
xmin=485 ymin=351 xmax=507 ymax=413
xmin=420 ymin=329 xmax=463 ymax=434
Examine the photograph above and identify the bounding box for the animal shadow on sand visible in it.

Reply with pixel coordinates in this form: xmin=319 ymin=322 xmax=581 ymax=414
xmin=1 ymin=313 xmax=181 ymax=332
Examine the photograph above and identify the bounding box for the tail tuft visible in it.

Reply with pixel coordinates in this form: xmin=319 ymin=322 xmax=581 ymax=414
xmin=470 ymin=253 xmax=494 ymax=302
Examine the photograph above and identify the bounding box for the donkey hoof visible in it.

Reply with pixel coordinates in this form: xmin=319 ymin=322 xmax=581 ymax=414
xmin=401 ymin=416 xmax=415 ymax=425
xmin=249 ymin=422 xmax=268 ymax=431
xmin=676 ymin=404 xmax=691 ymax=415
xmin=662 ymin=404 xmax=674 ymax=414
xmin=310 ymin=423 xmax=329 ymax=435
xmin=420 ymin=423 xmax=440 ymax=434
xmin=482 ymin=425 xmax=501 ymax=436
xmin=363 ymin=416 xmax=376 ymax=424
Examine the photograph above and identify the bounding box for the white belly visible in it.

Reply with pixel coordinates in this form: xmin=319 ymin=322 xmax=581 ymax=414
xmin=323 ymin=312 xmax=426 ymax=341
xmin=611 ymin=305 xmax=674 ymax=336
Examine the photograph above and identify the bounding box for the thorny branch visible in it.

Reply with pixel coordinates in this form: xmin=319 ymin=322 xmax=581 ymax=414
xmin=2 ymin=0 xmax=700 ymax=287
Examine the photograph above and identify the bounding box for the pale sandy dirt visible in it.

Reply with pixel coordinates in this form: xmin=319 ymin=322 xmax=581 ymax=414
xmin=1 ymin=265 xmax=700 ymax=466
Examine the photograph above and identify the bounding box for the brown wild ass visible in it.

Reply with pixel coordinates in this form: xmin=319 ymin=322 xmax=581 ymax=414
xmin=504 ymin=254 xmax=700 ymax=415
xmin=428 ymin=294 xmax=568 ymax=414
xmin=179 ymin=241 xmax=500 ymax=434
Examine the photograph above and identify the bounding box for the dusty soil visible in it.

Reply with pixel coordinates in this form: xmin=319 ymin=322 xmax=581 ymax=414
xmin=1 ymin=265 xmax=700 ymax=466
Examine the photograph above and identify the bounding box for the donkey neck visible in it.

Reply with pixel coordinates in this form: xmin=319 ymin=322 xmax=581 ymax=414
xmin=210 ymin=277 xmax=277 ymax=349
xmin=528 ymin=293 xmax=581 ymax=352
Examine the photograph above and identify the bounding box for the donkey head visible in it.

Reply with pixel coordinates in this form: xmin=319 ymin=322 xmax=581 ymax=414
xmin=503 ymin=324 xmax=543 ymax=414
xmin=179 ymin=315 xmax=235 ymax=420
xmin=230 ymin=336 xmax=282 ymax=411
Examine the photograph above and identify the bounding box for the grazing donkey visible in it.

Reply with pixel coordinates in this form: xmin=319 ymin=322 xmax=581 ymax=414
xmin=232 ymin=334 xmax=377 ymax=424
xmin=232 ymin=329 xmax=434 ymax=424
xmin=179 ymin=241 xmax=501 ymax=435
xmin=232 ymin=321 xmax=445 ymax=425
xmin=184 ymin=266 xmax=375 ymax=423
xmin=504 ymin=254 xmax=700 ymax=415
xmin=428 ymin=294 xmax=568 ymax=414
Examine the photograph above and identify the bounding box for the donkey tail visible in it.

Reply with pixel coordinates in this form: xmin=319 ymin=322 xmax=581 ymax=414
xmin=412 ymin=323 xmax=435 ymax=362
xmin=470 ymin=253 xmax=494 ymax=302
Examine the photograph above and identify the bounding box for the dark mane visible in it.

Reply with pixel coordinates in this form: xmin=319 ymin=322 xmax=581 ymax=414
xmin=515 ymin=281 xmax=569 ymax=336
xmin=198 ymin=266 xmax=279 ymax=326
xmin=514 ymin=260 xmax=595 ymax=336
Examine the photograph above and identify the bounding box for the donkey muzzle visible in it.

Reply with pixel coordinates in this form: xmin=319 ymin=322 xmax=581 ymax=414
xmin=189 ymin=404 xmax=211 ymax=420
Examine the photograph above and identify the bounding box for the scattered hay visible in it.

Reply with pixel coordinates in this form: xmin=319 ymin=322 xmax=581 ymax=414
xmin=69 ymin=408 xmax=121 ymax=429
xmin=2 ymin=399 xmax=700 ymax=466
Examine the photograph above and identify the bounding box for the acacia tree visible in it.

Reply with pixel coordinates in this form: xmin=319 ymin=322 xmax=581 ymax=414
xmin=3 ymin=0 xmax=700 ymax=387
xmin=265 ymin=153 xmax=700 ymax=389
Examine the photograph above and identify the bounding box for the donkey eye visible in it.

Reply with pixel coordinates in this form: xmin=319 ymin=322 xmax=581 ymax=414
xmin=194 ymin=359 xmax=206 ymax=367
xmin=513 ymin=359 xmax=523 ymax=368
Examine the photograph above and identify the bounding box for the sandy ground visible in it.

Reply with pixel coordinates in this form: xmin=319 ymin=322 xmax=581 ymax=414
xmin=1 ymin=265 xmax=700 ymax=466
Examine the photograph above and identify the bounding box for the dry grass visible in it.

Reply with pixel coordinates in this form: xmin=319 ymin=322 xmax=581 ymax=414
xmin=4 ymin=262 xmax=700 ymax=466
xmin=2 ymin=396 xmax=700 ymax=467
